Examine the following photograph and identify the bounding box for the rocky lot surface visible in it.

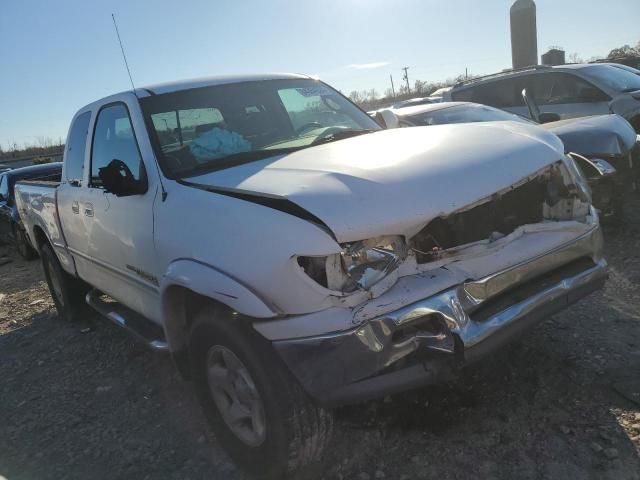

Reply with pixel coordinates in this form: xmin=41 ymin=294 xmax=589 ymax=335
xmin=0 ymin=218 xmax=639 ymax=480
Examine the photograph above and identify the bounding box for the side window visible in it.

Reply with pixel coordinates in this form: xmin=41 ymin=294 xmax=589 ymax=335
xmin=91 ymin=104 xmax=144 ymax=187
xmin=530 ymin=73 xmax=609 ymax=105
xmin=452 ymin=78 xmax=523 ymax=108
xmin=65 ymin=111 xmax=91 ymax=185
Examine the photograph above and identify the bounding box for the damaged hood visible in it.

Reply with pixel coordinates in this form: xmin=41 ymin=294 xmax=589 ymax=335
xmin=542 ymin=114 xmax=637 ymax=158
xmin=190 ymin=123 xmax=566 ymax=242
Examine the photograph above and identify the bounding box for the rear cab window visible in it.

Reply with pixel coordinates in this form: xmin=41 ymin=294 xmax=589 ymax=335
xmin=277 ymin=86 xmax=360 ymax=131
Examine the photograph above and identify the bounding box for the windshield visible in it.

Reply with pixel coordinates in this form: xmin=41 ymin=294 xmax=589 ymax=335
xmin=581 ymin=64 xmax=640 ymax=93
xmin=406 ymin=103 xmax=531 ymax=126
xmin=140 ymin=78 xmax=380 ymax=178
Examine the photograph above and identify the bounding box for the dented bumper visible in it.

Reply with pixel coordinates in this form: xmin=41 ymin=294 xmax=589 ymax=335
xmin=272 ymin=225 xmax=607 ymax=407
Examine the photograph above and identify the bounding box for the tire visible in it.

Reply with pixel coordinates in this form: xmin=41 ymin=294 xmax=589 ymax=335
xmin=13 ymin=223 xmax=37 ymax=260
xmin=40 ymin=242 xmax=90 ymax=322
xmin=189 ymin=306 xmax=333 ymax=479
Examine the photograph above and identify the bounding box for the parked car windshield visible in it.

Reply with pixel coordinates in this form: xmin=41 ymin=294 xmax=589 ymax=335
xmin=406 ymin=103 xmax=530 ymax=126
xmin=140 ymin=78 xmax=380 ymax=178
xmin=581 ymin=64 xmax=640 ymax=93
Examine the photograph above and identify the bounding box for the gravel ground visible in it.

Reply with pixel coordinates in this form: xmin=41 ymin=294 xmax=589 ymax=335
xmin=1 ymin=217 xmax=639 ymax=480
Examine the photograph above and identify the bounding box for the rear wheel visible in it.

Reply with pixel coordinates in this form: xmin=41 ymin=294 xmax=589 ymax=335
xmin=13 ymin=223 xmax=37 ymax=260
xmin=189 ymin=306 xmax=333 ymax=479
xmin=40 ymin=243 xmax=89 ymax=322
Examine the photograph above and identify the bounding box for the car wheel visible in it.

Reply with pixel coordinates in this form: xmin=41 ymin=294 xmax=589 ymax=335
xmin=13 ymin=224 xmax=37 ymax=260
xmin=40 ymin=243 xmax=90 ymax=322
xmin=189 ymin=306 xmax=333 ymax=479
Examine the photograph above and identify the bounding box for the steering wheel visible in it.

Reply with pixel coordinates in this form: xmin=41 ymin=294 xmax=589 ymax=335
xmin=295 ymin=122 xmax=323 ymax=136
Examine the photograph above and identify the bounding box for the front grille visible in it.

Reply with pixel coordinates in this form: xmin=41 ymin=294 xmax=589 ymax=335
xmin=411 ymin=175 xmax=547 ymax=263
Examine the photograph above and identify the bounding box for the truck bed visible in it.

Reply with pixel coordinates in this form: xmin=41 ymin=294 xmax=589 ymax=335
xmin=14 ymin=180 xmax=71 ymax=271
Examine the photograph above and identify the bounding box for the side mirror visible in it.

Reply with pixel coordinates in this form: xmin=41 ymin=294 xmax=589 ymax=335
xmin=98 ymin=159 xmax=147 ymax=197
xmin=521 ymin=88 xmax=540 ymax=123
xmin=375 ymin=109 xmax=400 ymax=129
xmin=538 ymin=112 xmax=561 ymax=123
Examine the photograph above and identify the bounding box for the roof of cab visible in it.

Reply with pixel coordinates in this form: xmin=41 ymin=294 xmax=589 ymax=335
xmin=75 ymin=73 xmax=314 ymax=115
xmin=138 ymin=72 xmax=312 ymax=96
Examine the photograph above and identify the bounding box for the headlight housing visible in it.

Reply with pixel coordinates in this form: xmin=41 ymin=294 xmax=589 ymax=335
xmin=340 ymin=236 xmax=406 ymax=292
xmin=562 ymin=154 xmax=592 ymax=204
xmin=297 ymin=235 xmax=406 ymax=293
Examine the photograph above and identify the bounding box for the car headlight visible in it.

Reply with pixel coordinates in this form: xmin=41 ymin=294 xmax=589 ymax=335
xmin=340 ymin=235 xmax=406 ymax=292
xmin=297 ymin=235 xmax=406 ymax=293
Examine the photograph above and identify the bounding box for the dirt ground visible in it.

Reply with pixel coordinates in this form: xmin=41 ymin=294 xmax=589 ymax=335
xmin=1 ymin=218 xmax=639 ymax=480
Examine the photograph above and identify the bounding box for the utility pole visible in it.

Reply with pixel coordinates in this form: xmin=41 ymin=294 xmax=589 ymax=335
xmin=465 ymin=67 xmax=468 ymax=80
xmin=389 ymin=74 xmax=396 ymax=97
xmin=401 ymin=67 xmax=410 ymax=94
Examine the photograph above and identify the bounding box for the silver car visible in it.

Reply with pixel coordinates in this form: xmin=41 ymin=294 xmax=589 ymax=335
xmin=446 ymin=64 xmax=640 ymax=132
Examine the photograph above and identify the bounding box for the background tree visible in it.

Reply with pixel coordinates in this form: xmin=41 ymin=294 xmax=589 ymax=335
xmin=567 ymin=52 xmax=584 ymax=63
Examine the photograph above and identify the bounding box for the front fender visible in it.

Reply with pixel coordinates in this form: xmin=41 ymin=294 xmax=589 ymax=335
xmin=161 ymin=258 xmax=278 ymax=320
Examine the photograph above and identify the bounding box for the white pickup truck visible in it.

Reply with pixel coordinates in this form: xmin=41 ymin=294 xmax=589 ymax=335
xmin=15 ymin=74 xmax=607 ymax=478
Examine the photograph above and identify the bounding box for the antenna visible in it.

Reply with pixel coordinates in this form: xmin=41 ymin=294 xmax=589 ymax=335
xmin=111 ymin=13 xmax=136 ymax=92
xmin=110 ymin=14 xmax=168 ymax=201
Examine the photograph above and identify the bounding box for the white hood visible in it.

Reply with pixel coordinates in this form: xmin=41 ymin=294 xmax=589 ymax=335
xmin=190 ymin=122 xmax=566 ymax=242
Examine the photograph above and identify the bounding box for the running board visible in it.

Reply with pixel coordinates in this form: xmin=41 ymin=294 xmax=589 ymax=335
xmin=85 ymin=289 xmax=169 ymax=352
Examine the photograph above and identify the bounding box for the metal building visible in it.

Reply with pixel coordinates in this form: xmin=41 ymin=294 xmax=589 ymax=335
xmin=510 ymin=0 xmax=538 ymax=69
xmin=542 ymin=48 xmax=566 ymax=66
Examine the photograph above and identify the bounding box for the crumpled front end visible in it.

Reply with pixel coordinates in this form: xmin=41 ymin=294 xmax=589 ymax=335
xmin=261 ymin=157 xmax=607 ymax=406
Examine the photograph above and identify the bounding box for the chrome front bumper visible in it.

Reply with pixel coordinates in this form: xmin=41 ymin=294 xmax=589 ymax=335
xmin=273 ymin=225 xmax=607 ymax=406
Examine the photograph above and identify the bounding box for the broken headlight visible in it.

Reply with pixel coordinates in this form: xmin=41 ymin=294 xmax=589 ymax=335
xmin=297 ymin=235 xmax=406 ymax=293
xmin=340 ymin=236 xmax=406 ymax=292
xmin=562 ymin=154 xmax=592 ymax=204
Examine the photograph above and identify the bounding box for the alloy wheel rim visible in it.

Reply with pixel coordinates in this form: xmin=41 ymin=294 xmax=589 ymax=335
xmin=206 ymin=345 xmax=266 ymax=446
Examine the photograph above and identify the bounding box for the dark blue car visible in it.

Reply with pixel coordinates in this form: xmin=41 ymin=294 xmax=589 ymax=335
xmin=0 ymin=162 xmax=62 ymax=259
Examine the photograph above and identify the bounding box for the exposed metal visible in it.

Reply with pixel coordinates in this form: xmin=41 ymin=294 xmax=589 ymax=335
xmin=273 ymin=224 xmax=606 ymax=405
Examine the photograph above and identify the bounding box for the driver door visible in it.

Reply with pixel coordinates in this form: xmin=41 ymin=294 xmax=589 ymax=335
xmin=83 ymin=101 xmax=160 ymax=321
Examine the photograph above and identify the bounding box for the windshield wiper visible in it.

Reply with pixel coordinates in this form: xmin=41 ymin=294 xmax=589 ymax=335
xmin=310 ymin=129 xmax=375 ymax=146
xmin=177 ymin=147 xmax=302 ymax=178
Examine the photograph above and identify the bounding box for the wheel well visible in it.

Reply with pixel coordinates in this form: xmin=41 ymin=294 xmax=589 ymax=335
xmin=162 ymin=286 xmax=238 ymax=380
xmin=32 ymin=226 xmax=49 ymax=250
xmin=630 ymin=115 xmax=640 ymax=134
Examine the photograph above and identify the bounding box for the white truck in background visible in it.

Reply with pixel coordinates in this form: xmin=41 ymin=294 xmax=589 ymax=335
xmin=15 ymin=74 xmax=607 ymax=478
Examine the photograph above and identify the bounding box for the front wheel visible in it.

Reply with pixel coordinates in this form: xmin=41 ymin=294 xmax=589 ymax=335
xmin=189 ymin=307 xmax=333 ymax=479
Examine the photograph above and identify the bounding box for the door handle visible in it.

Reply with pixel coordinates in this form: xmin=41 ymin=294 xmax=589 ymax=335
xmin=84 ymin=203 xmax=94 ymax=217
xmin=72 ymin=201 xmax=80 ymax=214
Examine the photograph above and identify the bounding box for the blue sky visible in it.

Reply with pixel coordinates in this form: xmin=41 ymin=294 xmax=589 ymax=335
xmin=1 ymin=0 xmax=638 ymax=147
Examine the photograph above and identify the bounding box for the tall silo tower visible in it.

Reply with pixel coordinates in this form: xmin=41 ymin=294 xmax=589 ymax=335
xmin=510 ymin=0 xmax=538 ymax=69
